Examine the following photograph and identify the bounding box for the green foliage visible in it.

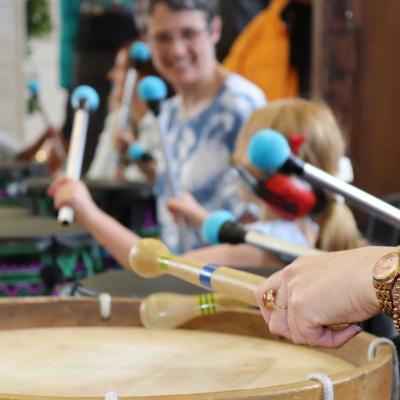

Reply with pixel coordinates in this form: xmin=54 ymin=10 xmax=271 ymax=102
xmin=27 ymin=93 xmax=39 ymax=115
xmin=26 ymin=0 xmax=53 ymax=38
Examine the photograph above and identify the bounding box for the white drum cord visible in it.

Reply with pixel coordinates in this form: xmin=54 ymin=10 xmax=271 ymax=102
xmin=307 ymin=335 xmax=400 ymax=400
xmin=308 ymin=373 xmax=334 ymax=400
xmin=105 ymin=391 xmax=118 ymax=400
xmin=99 ymin=292 xmax=112 ymax=320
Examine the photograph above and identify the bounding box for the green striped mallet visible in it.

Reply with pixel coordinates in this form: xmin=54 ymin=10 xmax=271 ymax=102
xmin=140 ymin=292 xmax=250 ymax=329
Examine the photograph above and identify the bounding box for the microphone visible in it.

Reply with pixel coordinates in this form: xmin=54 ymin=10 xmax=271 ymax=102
xmin=138 ymin=76 xmax=189 ymax=251
xmin=127 ymin=143 xmax=154 ymax=162
xmin=202 ymin=210 xmax=321 ymax=258
xmin=248 ymin=129 xmax=400 ymax=227
xmin=58 ymin=85 xmax=99 ymax=225
xmin=117 ymin=41 xmax=152 ymax=132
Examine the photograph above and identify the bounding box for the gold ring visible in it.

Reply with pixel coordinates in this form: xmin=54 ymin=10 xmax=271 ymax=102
xmin=263 ymin=289 xmax=287 ymax=311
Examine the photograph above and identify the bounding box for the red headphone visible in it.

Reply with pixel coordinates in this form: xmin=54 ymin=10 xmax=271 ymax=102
xmin=238 ymin=133 xmax=326 ymax=219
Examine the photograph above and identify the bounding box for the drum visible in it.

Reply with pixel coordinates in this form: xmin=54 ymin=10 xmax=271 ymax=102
xmin=0 ymin=297 xmax=392 ymax=399
xmin=0 ymin=209 xmax=103 ymax=296
xmin=69 ymin=268 xmax=274 ymax=297
xmin=69 ymin=269 xmax=210 ymax=297
xmin=24 ymin=177 xmax=157 ymax=237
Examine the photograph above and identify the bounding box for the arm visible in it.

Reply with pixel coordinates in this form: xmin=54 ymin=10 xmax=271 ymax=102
xmin=184 ymin=243 xmax=285 ymax=269
xmin=256 ymin=246 xmax=392 ymax=348
xmin=48 ymin=176 xmax=139 ymax=269
xmin=166 ymin=191 xmax=209 ymax=227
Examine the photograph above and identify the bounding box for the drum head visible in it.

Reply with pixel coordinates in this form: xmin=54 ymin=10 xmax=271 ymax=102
xmin=0 ymin=326 xmax=355 ymax=397
xmin=0 ymin=298 xmax=392 ymax=400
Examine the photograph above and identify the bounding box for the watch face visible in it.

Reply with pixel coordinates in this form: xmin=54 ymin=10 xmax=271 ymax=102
xmin=373 ymin=252 xmax=398 ymax=280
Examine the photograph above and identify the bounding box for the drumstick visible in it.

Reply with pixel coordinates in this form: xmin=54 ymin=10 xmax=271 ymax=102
xmin=117 ymin=41 xmax=151 ymax=132
xmin=130 ymin=238 xmax=265 ymax=305
xmin=203 ymin=210 xmax=322 ymax=258
xmin=140 ymin=292 xmax=250 ymax=329
xmin=58 ymin=85 xmax=99 ymax=225
xmin=129 ymin=238 xmax=347 ymax=330
xmin=138 ymin=76 xmax=190 ymax=252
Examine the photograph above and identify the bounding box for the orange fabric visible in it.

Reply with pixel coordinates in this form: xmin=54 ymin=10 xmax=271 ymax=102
xmin=223 ymin=0 xmax=299 ymax=100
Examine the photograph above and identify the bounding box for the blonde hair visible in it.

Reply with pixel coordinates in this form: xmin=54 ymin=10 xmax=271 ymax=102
xmin=234 ymin=98 xmax=365 ymax=251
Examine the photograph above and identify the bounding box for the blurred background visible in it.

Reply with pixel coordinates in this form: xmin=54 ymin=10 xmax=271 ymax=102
xmin=2 ymin=0 xmax=399 ymax=200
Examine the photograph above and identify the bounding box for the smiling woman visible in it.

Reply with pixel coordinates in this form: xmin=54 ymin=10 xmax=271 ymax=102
xmin=142 ymin=0 xmax=267 ymax=254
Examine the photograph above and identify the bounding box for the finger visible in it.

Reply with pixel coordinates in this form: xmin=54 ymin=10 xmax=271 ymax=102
xmin=285 ymin=290 xmax=309 ymax=345
xmin=256 ymin=272 xmax=281 ymax=333
xmin=166 ymin=199 xmax=177 ymax=213
xmin=286 ymin=309 xmax=308 ymax=345
xmin=52 ymin=184 xmax=70 ymax=209
xmin=267 ymin=283 xmax=292 ymax=340
xmin=47 ymin=175 xmax=70 ymax=196
xmin=305 ymin=324 xmax=362 ymax=348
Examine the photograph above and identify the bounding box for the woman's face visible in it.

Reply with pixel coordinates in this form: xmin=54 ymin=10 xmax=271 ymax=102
xmin=147 ymin=4 xmax=220 ymax=91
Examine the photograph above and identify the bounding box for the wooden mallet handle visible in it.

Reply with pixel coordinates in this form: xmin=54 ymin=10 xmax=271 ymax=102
xmin=130 ymin=238 xmax=267 ymax=306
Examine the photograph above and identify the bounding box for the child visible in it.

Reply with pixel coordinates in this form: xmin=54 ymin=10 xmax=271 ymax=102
xmin=168 ymin=98 xmax=365 ymax=266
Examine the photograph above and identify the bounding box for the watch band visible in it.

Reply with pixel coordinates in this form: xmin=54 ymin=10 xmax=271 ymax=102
xmin=373 ymin=280 xmax=394 ymax=317
xmin=373 ymin=250 xmax=400 ymax=331
xmin=391 ymin=279 xmax=400 ymax=331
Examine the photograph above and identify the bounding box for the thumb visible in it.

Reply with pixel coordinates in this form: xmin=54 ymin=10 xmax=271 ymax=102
xmin=313 ymin=324 xmax=362 ymax=348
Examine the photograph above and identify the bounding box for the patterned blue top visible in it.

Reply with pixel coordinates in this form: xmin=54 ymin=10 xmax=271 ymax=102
xmin=155 ymin=73 xmax=266 ymax=254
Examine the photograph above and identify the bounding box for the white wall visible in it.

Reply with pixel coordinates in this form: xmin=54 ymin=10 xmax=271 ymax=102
xmin=24 ymin=0 xmax=66 ymax=146
xmin=0 ymin=0 xmax=26 ymax=142
xmin=0 ymin=0 xmax=65 ymax=148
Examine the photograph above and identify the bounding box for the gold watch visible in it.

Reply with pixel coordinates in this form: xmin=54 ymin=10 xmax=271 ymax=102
xmin=372 ymin=249 xmax=400 ymax=331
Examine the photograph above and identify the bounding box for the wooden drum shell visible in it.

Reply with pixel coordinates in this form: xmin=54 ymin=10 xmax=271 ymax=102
xmin=0 ymin=297 xmax=392 ymax=400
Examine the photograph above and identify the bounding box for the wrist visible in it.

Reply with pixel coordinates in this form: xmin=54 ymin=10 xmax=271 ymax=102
xmin=79 ymin=201 xmax=102 ymax=227
xmin=372 ymin=247 xmax=400 ymax=330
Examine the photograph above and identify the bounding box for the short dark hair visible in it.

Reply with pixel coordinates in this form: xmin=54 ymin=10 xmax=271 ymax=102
xmin=149 ymin=0 xmax=219 ymax=26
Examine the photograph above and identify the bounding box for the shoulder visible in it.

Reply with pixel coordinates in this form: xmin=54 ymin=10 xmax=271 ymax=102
xmin=222 ymin=73 xmax=267 ymax=107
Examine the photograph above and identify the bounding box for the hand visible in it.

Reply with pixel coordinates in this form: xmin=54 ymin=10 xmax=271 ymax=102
xmin=113 ymin=128 xmax=133 ymax=153
xmin=166 ymin=192 xmax=208 ymax=227
xmin=256 ymin=246 xmax=387 ymax=348
xmin=47 ymin=176 xmax=98 ymax=224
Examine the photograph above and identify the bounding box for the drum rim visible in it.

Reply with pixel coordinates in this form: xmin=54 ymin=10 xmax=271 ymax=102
xmin=0 ymin=297 xmax=392 ymax=400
